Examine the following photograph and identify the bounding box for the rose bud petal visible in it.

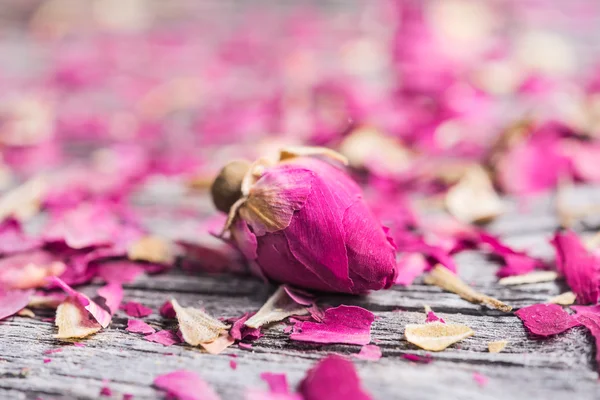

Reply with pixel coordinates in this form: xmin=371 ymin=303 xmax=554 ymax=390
xmin=212 ymin=147 xmax=397 ymax=294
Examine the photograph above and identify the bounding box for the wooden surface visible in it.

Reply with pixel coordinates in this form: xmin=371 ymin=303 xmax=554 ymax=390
xmin=1 ymin=185 xmax=600 ymax=400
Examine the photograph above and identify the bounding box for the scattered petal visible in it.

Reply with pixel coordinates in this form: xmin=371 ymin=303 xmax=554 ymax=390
xmin=17 ymin=308 xmax=35 ymax=318
xmin=154 ymin=370 xmax=220 ymax=400
xmin=299 ymin=355 xmax=372 ymax=400
xmin=120 ymin=302 xmax=153 ymax=318
xmin=405 ymin=322 xmax=474 ymax=351
xmin=126 ymin=319 xmax=155 ymax=335
xmin=424 ymin=266 xmax=512 ymax=312
xmin=424 ymin=305 xmax=445 ymax=324
xmin=96 ymin=261 xmax=145 ymax=284
xmin=290 ymin=305 xmax=374 ymax=345
xmin=402 ymin=354 xmax=433 ymax=364
xmin=515 ymin=304 xmax=581 ymax=337
xmin=472 ymin=372 xmax=488 ymax=387
xmin=200 ymin=333 xmax=235 ymax=355
xmin=238 ymin=342 xmax=253 ymax=350
xmin=100 ymin=386 xmax=112 ymax=397
xmin=245 ymin=286 xmax=308 ymax=329
xmin=43 ymin=348 xmax=62 ymax=355
xmin=127 ymin=235 xmax=176 ymax=265
xmin=548 ymin=291 xmax=577 ymax=305
xmin=353 ymin=345 xmax=382 ymax=361
xmin=43 ymin=358 xmax=51 ymax=364
xmin=394 ymin=253 xmax=428 ymax=286
xmin=260 ymin=372 xmax=290 ymax=394
xmin=229 ymin=313 xmax=263 ymax=342
xmin=54 ymin=297 xmax=102 ymax=339
xmin=159 ymin=300 xmax=176 ymax=319
xmin=0 ymin=176 xmax=46 ymax=222
xmin=171 ymin=299 xmax=229 ymax=346
xmin=28 ymin=292 xmax=66 ymax=309
xmin=498 ymin=271 xmax=558 ymax=285
xmin=230 ymin=360 xmax=237 ymax=370
xmin=572 ymin=305 xmax=600 ymax=375
xmin=145 ymin=330 xmax=181 ymax=346
xmin=0 ymin=250 xmax=66 ymax=289
xmin=487 ymin=340 xmax=508 ymax=353
xmin=50 ymin=277 xmax=111 ymax=328
xmin=0 ymin=220 xmax=42 ymax=255
xmin=96 ymin=283 xmax=123 ymax=315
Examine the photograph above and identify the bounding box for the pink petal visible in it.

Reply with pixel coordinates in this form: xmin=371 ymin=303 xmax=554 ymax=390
xmin=228 ymin=312 xmax=262 ymax=342
xmin=515 ymin=304 xmax=580 ymax=337
xmin=145 ymin=330 xmax=181 ymax=346
xmin=100 ymin=386 xmax=112 ymax=397
xmin=402 ymin=354 xmax=433 ymax=364
xmin=290 ymin=305 xmax=374 ymax=345
xmin=126 ymin=319 xmax=156 ymax=335
xmin=96 ymin=261 xmax=145 ymax=284
xmin=0 ymin=250 xmax=66 ymax=289
xmin=43 ymin=348 xmax=62 ymax=355
xmin=0 ymin=220 xmax=42 ymax=255
xmin=472 ymin=372 xmax=488 ymax=387
xmin=353 ymin=345 xmax=382 ymax=361
xmin=153 ymin=370 xmax=220 ymax=400
xmin=49 ymin=277 xmax=111 ymax=328
xmin=229 ymin=360 xmax=237 ymax=370
xmin=551 ymin=230 xmax=600 ymax=304
xmin=238 ymin=342 xmax=253 ymax=350
xmin=96 ymin=283 xmax=123 ymax=315
xmin=425 ymin=311 xmax=445 ymax=324
xmin=282 ymin=285 xmax=315 ymax=306
xmin=299 ymin=355 xmax=372 ymax=400
xmin=572 ymin=305 xmax=600 ymax=375
xmin=43 ymin=358 xmax=51 ymax=364
xmin=394 ymin=253 xmax=428 ymax=286
xmin=120 ymin=302 xmax=153 ymax=318
xmin=260 ymin=373 xmax=290 ymax=394
xmin=159 ymin=300 xmax=176 ymax=319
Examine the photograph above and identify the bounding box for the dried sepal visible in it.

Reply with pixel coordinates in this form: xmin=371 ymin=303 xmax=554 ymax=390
xmin=127 ymin=236 xmax=176 ymax=265
xmin=445 ymin=165 xmax=504 ymax=224
xmin=487 ymin=340 xmax=508 ymax=353
xmin=200 ymin=333 xmax=235 ymax=355
xmin=171 ymin=298 xmax=229 ymax=346
xmin=548 ymin=291 xmax=577 ymax=305
xmin=498 ymin=271 xmax=558 ymax=286
xmin=424 ymin=265 xmax=512 ymax=312
xmin=245 ymin=286 xmax=309 ymax=329
xmin=404 ymin=322 xmax=474 ymax=351
xmin=279 ymin=146 xmax=348 ymax=166
xmin=55 ymin=297 xmax=102 ymax=340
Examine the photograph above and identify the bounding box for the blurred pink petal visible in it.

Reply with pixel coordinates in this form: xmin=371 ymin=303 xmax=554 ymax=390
xmin=154 ymin=370 xmax=220 ymax=400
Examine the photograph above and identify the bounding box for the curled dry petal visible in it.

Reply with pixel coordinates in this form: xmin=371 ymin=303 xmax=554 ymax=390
xmin=515 ymin=304 xmax=580 ymax=337
xmin=548 ymin=291 xmax=576 ymax=305
xmin=200 ymin=333 xmax=235 ymax=355
xmin=498 ymin=271 xmax=558 ymax=286
xmin=50 ymin=277 xmax=112 ymax=328
xmin=54 ymin=297 xmax=102 ymax=339
xmin=445 ymin=165 xmax=504 ymax=224
xmin=424 ymin=266 xmax=512 ymax=312
xmin=244 ymin=286 xmax=308 ymax=329
xmin=487 ymin=340 xmax=508 ymax=353
xmin=171 ymin=298 xmax=229 ymax=346
xmin=127 ymin=235 xmax=176 ymax=265
xmin=126 ymin=319 xmax=155 ymax=335
xmin=404 ymin=322 xmax=474 ymax=351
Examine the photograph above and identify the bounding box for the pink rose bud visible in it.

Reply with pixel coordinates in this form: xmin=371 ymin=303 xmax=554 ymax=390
xmin=211 ymin=147 xmax=397 ymax=294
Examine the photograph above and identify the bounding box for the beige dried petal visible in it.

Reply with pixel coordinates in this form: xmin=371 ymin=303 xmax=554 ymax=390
xmin=28 ymin=294 xmax=65 ymax=309
xmin=200 ymin=333 xmax=235 ymax=355
xmin=424 ymin=266 xmax=512 ymax=312
xmin=245 ymin=286 xmax=308 ymax=329
xmin=548 ymin=291 xmax=577 ymax=306
xmin=405 ymin=322 xmax=474 ymax=351
xmin=127 ymin=236 xmax=175 ymax=265
xmin=55 ymin=297 xmax=102 ymax=339
xmin=171 ymin=299 xmax=229 ymax=346
xmin=498 ymin=271 xmax=558 ymax=286
xmin=279 ymin=146 xmax=348 ymax=165
xmin=445 ymin=165 xmax=504 ymax=224
xmin=17 ymin=308 xmax=35 ymax=318
xmin=0 ymin=176 xmax=46 ymax=222
xmin=488 ymin=340 xmax=508 ymax=353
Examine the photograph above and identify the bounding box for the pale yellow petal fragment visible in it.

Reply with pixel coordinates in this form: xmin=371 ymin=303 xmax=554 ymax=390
xmin=245 ymin=286 xmax=308 ymax=329
xmin=0 ymin=175 xmax=46 ymax=222
xmin=200 ymin=333 xmax=235 ymax=355
xmin=424 ymin=265 xmax=513 ymax=312
xmin=548 ymin=291 xmax=576 ymax=306
xmin=405 ymin=322 xmax=474 ymax=351
xmin=488 ymin=340 xmax=508 ymax=353
xmin=171 ymin=299 xmax=229 ymax=346
xmin=279 ymin=146 xmax=348 ymax=166
xmin=55 ymin=298 xmax=101 ymax=340
xmin=498 ymin=271 xmax=558 ymax=286
xmin=28 ymin=294 xmax=64 ymax=309
xmin=445 ymin=165 xmax=504 ymax=224
xmin=127 ymin=236 xmax=176 ymax=265
xmin=17 ymin=308 xmax=35 ymax=318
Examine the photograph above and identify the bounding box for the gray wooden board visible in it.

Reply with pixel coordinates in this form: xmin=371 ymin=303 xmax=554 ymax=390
xmin=2 ymin=185 xmax=600 ymax=400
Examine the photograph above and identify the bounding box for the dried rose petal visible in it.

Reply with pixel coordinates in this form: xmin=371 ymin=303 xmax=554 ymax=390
xmin=572 ymin=305 xmax=600 ymax=375
xmin=404 ymin=322 xmax=474 ymax=351
xmin=171 ymin=299 xmax=229 ymax=346
xmin=424 ymin=306 xmax=445 ymax=324
xmin=472 ymin=372 xmax=488 ymax=387
xmin=54 ymin=297 xmax=102 ymax=339
xmin=548 ymin=291 xmax=576 ymax=305
xmin=127 ymin=236 xmax=176 ymax=265
xmin=120 ymin=302 xmax=153 ymax=318
xmin=498 ymin=271 xmax=558 ymax=286
xmin=353 ymin=344 xmax=382 ymax=361
xmin=159 ymin=300 xmax=176 ymax=319
xmin=50 ymin=277 xmax=111 ymax=328
xmin=28 ymin=292 xmax=66 ymax=309
xmin=394 ymin=253 xmax=428 ymax=286
xmin=402 ymin=354 xmax=433 ymax=364
xmin=290 ymin=305 xmax=374 ymax=346
xmin=299 ymin=355 xmax=372 ymax=400
xmin=229 ymin=313 xmax=262 ymax=342
xmin=424 ymin=266 xmax=512 ymax=312
xmin=96 ymin=261 xmax=145 ymax=284
xmin=17 ymin=308 xmax=35 ymax=318
xmin=0 ymin=176 xmax=46 ymax=222
xmin=260 ymin=373 xmax=290 ymax=394
xmin=515 ymin=304 xmax=580 ymax=337
xmin=145 ymin=330 xmax=181 ymax=346
xmin=96 ymin=283 xmax=123 ymax=315
xmin=487 ymin=340 xmax=508 ymax=353
xmin=245 ymin=286 xmax=308 ymax=329
xmin=221 ymin=151 xmax=397 ymax=294
xmin=0 ymin=250 xmax=66 ymax=290
xmin=551 ymin=230 xmax=600 ymax=304
xmin=154 ymin=370 xmax=220 ymax=400
xmin=0 ymin=289 xmax=33 ymax=320
xmin=126 ymin=319 xmax=155 ymax=335
xmin=200 ymin=333 xmax=235 ymax=355
xmin=0 ymin=220 xmax=42 ymax=255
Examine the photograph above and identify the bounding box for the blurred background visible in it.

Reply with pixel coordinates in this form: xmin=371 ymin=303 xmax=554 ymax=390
xmin=1 ymin=0 xmax=600 ymax=199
